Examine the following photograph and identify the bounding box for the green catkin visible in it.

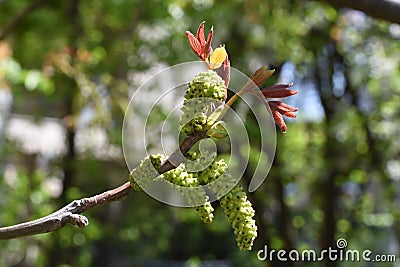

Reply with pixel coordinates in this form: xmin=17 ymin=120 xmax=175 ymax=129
xmin=129 ymin=154 xmax=166 ymax=191
xmin=180 ymin=70 xmax=226 ymax=135
xmin=191 ymin=152 xmax=258 ymax=250
xmin=130 ymin=152 xmax=214 ymax=223
xmin=130 ymin=69 xmax=256 ymax=249
xmin=162 ymin=165 xmax=214 ymax=223
xmin=219 ymin=183 xmax=257 ymax=250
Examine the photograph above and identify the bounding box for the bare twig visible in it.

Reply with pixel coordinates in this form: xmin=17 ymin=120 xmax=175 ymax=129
xmin=0 ymin=0 xmax=46 ymax=41
xmin=0 ymin=131 xmax=208 ymax=240
xmin=158 ymin=130 xmax=208 ymax=173
xmin=0 ymin=181 xmax=131 ymax=240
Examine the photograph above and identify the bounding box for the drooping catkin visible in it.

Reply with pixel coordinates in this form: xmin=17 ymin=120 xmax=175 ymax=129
xmin=190 ymin=152 xmax=258 ymax=250
xmin=162 ymin=165 xmax=214 ymax=223
xmin=219 ymin=182 xmax=257 ymax=250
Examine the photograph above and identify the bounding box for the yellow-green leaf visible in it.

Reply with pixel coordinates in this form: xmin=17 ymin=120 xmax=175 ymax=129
xmin=209 ymin=46 xmax=227 ymax=69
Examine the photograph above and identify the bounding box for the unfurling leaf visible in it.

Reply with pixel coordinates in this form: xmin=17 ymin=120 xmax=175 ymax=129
xmin=243 ymin=67 xmax=275 ymax=91
xmin=204 ymin=26 xmax=214 ymax=59
xmin=209 ymin=46 xmax=227 ymax=69
xmin=186 ymin=31 xmax=202 ymax=57
xmin=261 ymin=83 xmax=296 ymax=98
xmin=262 ymin=88 xmax=297 ymax=98
xmin=268 ymin=100 xmax=298 ymax=113
xmin=272 ymin=111 xmax=287 ymax=133
xmin=196 ymin=21 xmax=206 ymax=45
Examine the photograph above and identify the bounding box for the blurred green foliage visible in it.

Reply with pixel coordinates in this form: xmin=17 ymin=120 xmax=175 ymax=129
xmin=0 ymin=0 xmax=400 ymax=266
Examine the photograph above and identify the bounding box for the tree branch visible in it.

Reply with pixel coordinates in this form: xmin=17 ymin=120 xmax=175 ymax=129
xmin=0 ymin=131 xmax=208 ymax=240
xmin=0 ymin=181 xmax=131 ymax=240
xmin=0 ymin=0 xmax=47 ymax=41
xmin=158 ymin=130 xmax=208 ymax=173
xmin=320 ymin=0 xmax=400 ymax=24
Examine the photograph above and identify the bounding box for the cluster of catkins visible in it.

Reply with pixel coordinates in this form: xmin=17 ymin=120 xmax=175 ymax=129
xmin=129 ymin=70 xmax=257 ymax=250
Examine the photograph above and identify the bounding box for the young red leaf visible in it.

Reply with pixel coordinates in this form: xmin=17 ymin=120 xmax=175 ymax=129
xmin=262 ymin=88 xmax=297 ymax=98
xmin=204 ymin=26 xmax=214 ymax=59
xmin=264 ymin=83 xmax=294 ymax=90
xmin=251 ymin=67 xmax=274 ymax=86
xmin=196 ymin=21 xmax=206 ymax=46
xmin=243 ymin=67 xmax=275 ymax=91
xmin=272 ymin=111 xmax=287 ymax=133
xmin=186 ymin=31 xmax=202 ymax=58
xmin=268 ymin=101 xmax=298 ymax=113
xmin=282 ymin=111 xmax=296 ymax=118
xmin=217 ymin=54 xmax=230 ymax=94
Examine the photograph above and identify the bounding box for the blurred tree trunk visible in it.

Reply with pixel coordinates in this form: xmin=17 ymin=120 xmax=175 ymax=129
xmin=45 ymin=1 xmax=81 ymax=266
xmin=273 ymin=152 xmax=297 ymax=267
xmin=320 ymin=0 xmax=400 ymax=24
xmin=319 ymin=134 xmax=337 ymax=267
xmin=315 ymin=40 xmax=340 ymax=267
